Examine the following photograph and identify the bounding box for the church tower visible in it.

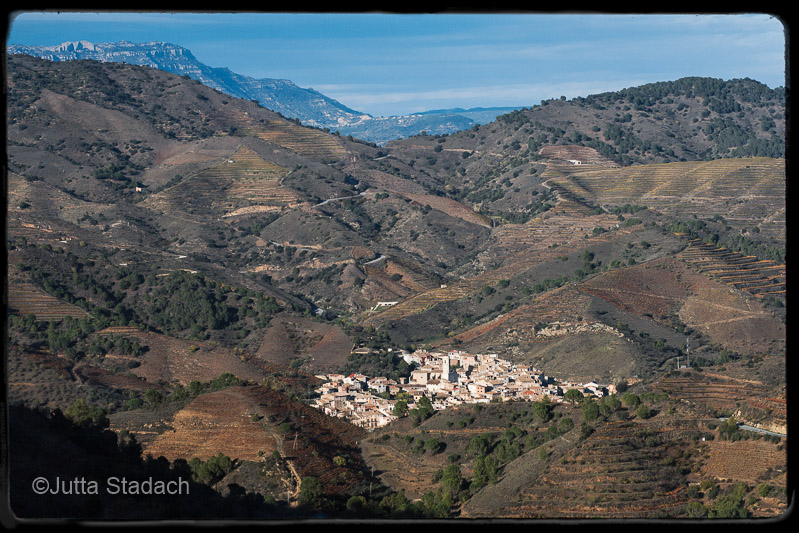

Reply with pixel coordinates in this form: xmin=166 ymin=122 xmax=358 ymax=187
xmin=443 ymin=356 xmax=453 ymax=382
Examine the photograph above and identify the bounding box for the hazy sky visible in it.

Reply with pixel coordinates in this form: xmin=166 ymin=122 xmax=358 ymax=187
xmin=7 ymin=11 xmax=787 ymax=117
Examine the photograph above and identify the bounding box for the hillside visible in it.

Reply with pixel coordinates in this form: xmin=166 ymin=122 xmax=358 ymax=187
xmin=362 ymin=384 xmax=787 ymax=519
xmin=383 ymin=77 xmax=784 ymax=216
xmin=5 ymin=55 xmax=786 ymax=520
xmin=8 ymin=41 xmax=522 ymax=144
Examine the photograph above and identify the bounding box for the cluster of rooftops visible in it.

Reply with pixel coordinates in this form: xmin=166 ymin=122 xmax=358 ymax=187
xmin=313 ymin=349 xmax=613 ymax=429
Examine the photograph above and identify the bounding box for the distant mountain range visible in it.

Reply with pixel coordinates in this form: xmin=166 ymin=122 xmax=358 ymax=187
xmin=7 ymin=40 xmax=523 ymax=144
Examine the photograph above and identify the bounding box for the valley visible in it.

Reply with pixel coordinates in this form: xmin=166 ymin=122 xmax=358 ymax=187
xmin=5 ymin=53 xmax=787 ymax=520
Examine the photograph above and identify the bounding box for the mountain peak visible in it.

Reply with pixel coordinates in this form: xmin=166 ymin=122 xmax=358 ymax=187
xmin=54 ymin=40 xmax=97 ymax=52
xmin=7 ymin=39 xmax=516 ymax=144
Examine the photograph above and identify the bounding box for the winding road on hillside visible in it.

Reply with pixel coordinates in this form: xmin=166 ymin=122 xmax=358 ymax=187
xmin=314 ymin=191 xmax=366 ymax=207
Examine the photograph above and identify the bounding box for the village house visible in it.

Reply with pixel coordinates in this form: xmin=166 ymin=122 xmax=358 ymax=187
xmin=518 ymin=390 xmax=542 ymax=402
xmin=404 ymin=350 xmax=431 ymax=367
xmin=367 ymin=377 xmax=391 ymax=394
xmin=425 ymin=378 xmax=442 ymax=392
xmin=333 ymin=391 xmax=352 ymax=409
xmin=445 ymin=396 xmax=465 ymax=407
xmin=489 ymin=377 xmax=508 ymax=388
xmin=354 ymin=408 xmax=395 ymax=429
xmin=410 ymin=365 xmax=443 ymax=385
xmin=498 ymin=389 xmax=516 ymax=401
xmin=402 ymin=384 xmax=427 ymax=399
xmin=459 ymin=354 xmax=477 ymax=368
xmin=584 ymin=381 xmax=606 ymax=396
xmin=522 ymin=384 xmax=545 ymax=397
xmin=344 ymin=381 xmax=364 ymax=393
xmin=484 ymin=390 xmax=501 ymax=402
xmin=344 ymin=374 xmax=369 ymax=391
xmin=543 ymin=385 xmax=563 ymax=399
xmin=432 ymin=394 xmax=451 ymax=410
xmin=318 ymin=383 xmax=338 ymax=395
xmin=468 ymin=383 xmax=488 ymax=395
xmin=514 ymin=375 xmax=538 ymax=389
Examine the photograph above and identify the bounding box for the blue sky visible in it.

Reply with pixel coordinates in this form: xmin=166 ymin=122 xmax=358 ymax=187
xmin=7 ymin=12 xmax=786 ymax=117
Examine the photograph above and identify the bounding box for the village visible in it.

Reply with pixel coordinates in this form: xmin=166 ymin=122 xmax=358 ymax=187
xmin=313 ymin=349 xmax=615 ymax=430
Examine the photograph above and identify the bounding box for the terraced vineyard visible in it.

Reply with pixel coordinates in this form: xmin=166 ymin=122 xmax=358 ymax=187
xmin=650 ymin=374 xmax=756 ymax=411
xmin=7 ymin=276 xmax=88 ymax=321
xmin=538 ymin=146 xmax=620 ymax=211
xmin=222 ymin=148 xmax=300 ymax=208
xmin=9 ymin=162 xmax=123 ymax=230
xmin=678 ymin=239 xmax=786 ymax=297
xmin=212 ymin=109 xmax=349 ymax=161
xmin=6 ymin=217 xmax=58 ymax=242
xmin=96 ymin=326 xmax=142 ymax=336
xmin=120 ymin=330 xmax=279 ymax=386
xmin=146 ymin=146 xmax=300 ymax=217
xmin=7 ymin=171 xmax=34 ymax=213
xmin=490 ymin=211 xmax=622 ymax=257
xmin=361 ymin=264 xmax=520 ymax=327
xmin=343 ymin=166 xmax=427 ymax=196
xmin=748 ymin=397 xmax=787 ymax=422
xmin=649 ymin=372 xmax=786 ymax=432
xmin=547 ymin=157 xmax=784 ymax=202
xmin=545 ymin=157 xmax=785 ymax=235
xmin=132 ymin=382 xmax=368 ymax=498
xmin=334 ymin=165 xmax=493 ymax=226
xmin=503 ymin=419 xmax=700 ymax=518
xmin=73 ymin=364 xmax=152 ymax=392
xmin=577 ymin=254 xmax=784 ymax=357
xmin=363 ymin=255 xmax=442 ymax=294
xmin=406 ymin=192 xmax=494 ymax=227
xmin=700 ymin=438 xmax=786 ymax=485
xmin=362 ymin=241 xmax=580 ymax=327
xmin=360 ymin=441 xmax=443 ymax=499
xmin=253 ymin=120 xmax=349 ymax=161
